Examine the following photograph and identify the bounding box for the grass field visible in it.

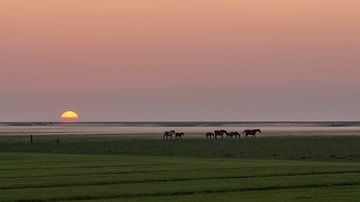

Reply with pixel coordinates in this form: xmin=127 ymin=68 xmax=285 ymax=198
xmin=1 ymin=135 xmax=360 ymax=201
xmin=1 ymin=135 xmax=360 ymax=161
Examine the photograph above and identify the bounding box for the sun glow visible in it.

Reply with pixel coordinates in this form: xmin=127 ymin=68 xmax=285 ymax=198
xmin=60 ymin=111 xmax=80 ymax=122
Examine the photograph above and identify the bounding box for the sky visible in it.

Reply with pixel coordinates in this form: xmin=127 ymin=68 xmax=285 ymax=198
xmin=1 ymin=0 xmax=360 ymax=121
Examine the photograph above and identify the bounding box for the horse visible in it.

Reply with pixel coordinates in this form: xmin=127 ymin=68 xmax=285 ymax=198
xmin=214 ymin=130 xmax=227 ymax=139
xmin=227 ymin=132 xmax=241 ymax=138
xmin=206 ymin=132 xmax=215 ymax=139
xmin=163 ymin=130 xmax=176 ymax=139
xmin=175 ymin=132 xmax=184 ymax=139
xmin=243 ymin=129 xmax=261 ymax=138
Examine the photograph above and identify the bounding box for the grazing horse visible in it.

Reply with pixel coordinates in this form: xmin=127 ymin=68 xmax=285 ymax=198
xmin=227 ymin=132 xmax=241 ymax=138
xmin=243 ymin=129 xmax=261 ymax=138
xmin=175 ymin=132 xmax=184 ymax=139
xmin=163 ymin=130 xmax=176 ymax=139
xmin=214 ymin=130 xmax=227 ymax=139
xmin=206 ymin=132 xmax=215 ymax=139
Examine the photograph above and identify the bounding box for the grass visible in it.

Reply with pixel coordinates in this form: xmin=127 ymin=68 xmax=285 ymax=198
xmin=1 ymin=135 xmax=360 ymax=161
xmin=1 ymin=135 xmax=360 ymax=201
xmin=1 ymin=153 xmax=360 ymax=201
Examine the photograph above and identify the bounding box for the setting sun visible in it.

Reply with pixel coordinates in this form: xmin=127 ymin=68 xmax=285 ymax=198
xmin=60 ymin=111 xmax=80 ymax=122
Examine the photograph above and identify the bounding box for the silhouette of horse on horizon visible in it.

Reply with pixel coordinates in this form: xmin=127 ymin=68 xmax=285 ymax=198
xmin=163 ymin=130 xmax=176 ymax=139
xmin=227 ymin=132 xmax=241 ymax=138
xmin=215 ymin=130 xmax=227 ymax=139
xmin=206 ymin=132 xmax=215 ymax=139
xmin=243 ymin=129 xmax=261 ymax=138
xmin=175 ymin=132 xmax=184 ymax=139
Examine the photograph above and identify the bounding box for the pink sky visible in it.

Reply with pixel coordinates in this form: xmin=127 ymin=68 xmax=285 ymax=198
xmin=1 ymin=0 xmax=360 ymax=121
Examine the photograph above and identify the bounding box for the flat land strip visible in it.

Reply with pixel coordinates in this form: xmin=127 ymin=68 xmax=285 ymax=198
xmin=1 ymin=135 xmax=360 ymax=161
xmin=1 ymin=136 xmax=360 ymax=201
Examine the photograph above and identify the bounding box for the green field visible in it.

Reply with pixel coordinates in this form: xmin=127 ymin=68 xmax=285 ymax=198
xmin=1 ymin=136 xmax=360 ymax=201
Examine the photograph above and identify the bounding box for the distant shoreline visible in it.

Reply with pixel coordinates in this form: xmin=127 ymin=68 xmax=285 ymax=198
xmin=1 ymin=121 xmax=360 ymax=127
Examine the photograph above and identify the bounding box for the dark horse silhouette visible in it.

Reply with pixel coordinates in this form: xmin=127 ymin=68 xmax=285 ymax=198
xmin=175 ymin=132 xmax=184 ymax=139
xmin=214 ymin=130 xmax=227 ymax=139
xmin=243 ymin=129 xmax=261 ymax=138
xmin=206 ymin=132 xmax=215 ymax=139
xmin=163 ymin=130 xmax=175 ymax=139
xmin=227 ymin=132 xmax=241 ymax=138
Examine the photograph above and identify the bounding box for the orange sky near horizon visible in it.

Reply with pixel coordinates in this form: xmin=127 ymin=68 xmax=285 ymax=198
xmin=1 ymin=0 xmax=360 ymax=121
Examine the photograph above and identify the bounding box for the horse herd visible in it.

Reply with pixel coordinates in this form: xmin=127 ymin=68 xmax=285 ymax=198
xmin=163 ymin=129 xmax=262 ymax=139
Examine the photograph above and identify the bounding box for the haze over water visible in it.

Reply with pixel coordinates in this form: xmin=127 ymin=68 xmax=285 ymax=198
xmin=1 ymin=122 xmax=360 ymax=137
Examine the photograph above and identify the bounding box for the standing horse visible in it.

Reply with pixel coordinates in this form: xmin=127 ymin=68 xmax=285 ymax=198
xmin=234 ymin=132 xmax=241 ymax=138
xmin=206 ymin=132 xmax=215 ymax=139
xmin=227 ymin=132 xmax=241 ymax=138
xmin=163 ymin=130 xmax=176 ymax=139
xmin=175 ymin=132 xmax=184 ymax=139
xmin=243 ymin=129 xmax=261 ymax=138
xmin=215 ymin=130 xmax=227 ymax=139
